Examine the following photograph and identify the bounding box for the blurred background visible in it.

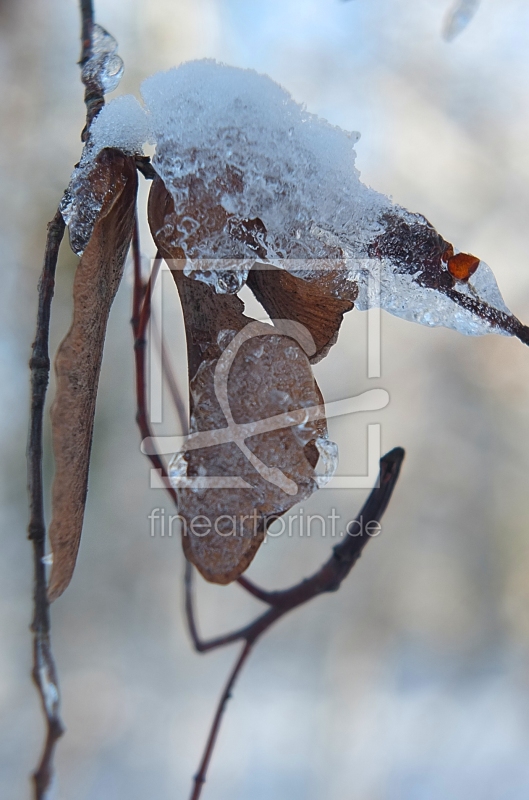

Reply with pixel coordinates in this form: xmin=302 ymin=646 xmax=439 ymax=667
xmin=3 ymin=0 xmax=529 ymax=797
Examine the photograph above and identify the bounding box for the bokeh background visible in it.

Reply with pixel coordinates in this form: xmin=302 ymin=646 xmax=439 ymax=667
xmin=3 ymin=0 xmax=529 ymax=797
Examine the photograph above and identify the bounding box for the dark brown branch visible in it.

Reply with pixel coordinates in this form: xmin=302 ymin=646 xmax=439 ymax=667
xmin=131 ymin=223 xmax=177 ymax=503
xmin=151 ymin=313 xmax=188 ymax=436
xmin=441 ymin=286 xmax=529 ymax=346
xmin=27 ymin=209 xmax=66 ymax=799
xmin=185 ymin=447 xmax=404 ymax=799
xmin=27 ymin=3 xmax=115 ymax=793
xmin=236 ymin=575 xmax=278 ymax=605
xmin=79 ymin=0 xmax=94 ymax=63
xmin=187 ymin=447 xmax=404 ymax=647
xmin=190 ymin=641 xmax=253 ymax=800
xmin=79 ymin=0 xmax=104 ymax=139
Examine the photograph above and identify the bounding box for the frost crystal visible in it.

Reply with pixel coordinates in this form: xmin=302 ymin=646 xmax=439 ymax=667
xmin=89 ymin=96 xmax=151 ymax=156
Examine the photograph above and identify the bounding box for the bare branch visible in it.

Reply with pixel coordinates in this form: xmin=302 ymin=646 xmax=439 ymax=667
xmin=236 ymin=575 xmax=278 ymax=605
xmin=131 ymin=222 xmax=177 ymax=503
xmin=26 ymin=0 xmax=122 ymax=791
xmin=79 ymin=0 xmax=104 ymax=138
xmin=190 ymin=641 xmax=253 ymax=800
xmin=27 ymin=209 xmax=66 ymax=799
xmin=185 ymin=447 xmax=404 ymax=798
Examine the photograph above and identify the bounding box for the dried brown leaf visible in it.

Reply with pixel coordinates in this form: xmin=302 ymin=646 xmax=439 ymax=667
xmin=247 ymin=264 xmax=354 ymax=363
xmin=48 ymin=149 xmax=138 ymax=602
xmin=148 ymin=177 xmax=329 ymax=583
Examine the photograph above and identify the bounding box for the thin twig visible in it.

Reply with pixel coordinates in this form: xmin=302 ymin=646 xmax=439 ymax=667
xmin=79 ymin=0 xmax=105 ymax=139
xmin=150 ymin=312 xmax=188 ymax=436
xmin=190 ymin=641 xmax=253 ymax=800
xmin=26 ymin=3 xmax=113 ymax=793
xmin=187 ymin=447 xmax=404 ymax=649
xmin=184 ymin=447 xmax=404 ymax=799
xmin=27 ymin=209 xmax=66 ymax=799
xmin=131 ymin=221 xmax=176 ymax=502
xmin=236 ymin=575 xmax=278 ymax=605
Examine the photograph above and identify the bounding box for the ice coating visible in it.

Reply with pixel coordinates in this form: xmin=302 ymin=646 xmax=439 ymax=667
xmin=141 ymin=60 xmax=388 ymax=293
xmin=61 ymin=97 xmax=148 ymax=254
xmin=143 ymin=60 xmax=516 ymax=339
xmin=63 ymin=58 xmax=517 ymax=339
xmin=314 ymin=436 xmax=339 ymax=488
xmin=81 ymin=24 xmax=124 ymax=94
xmin=60 ymin=159 xmax=108 ymax=256
xmin=175 ymin=327 xmax=328 ymax=583
xmin=349 ymin=255 xmax=512 ymax=336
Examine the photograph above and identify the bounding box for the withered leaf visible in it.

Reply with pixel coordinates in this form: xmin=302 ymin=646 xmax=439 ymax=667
xmin=148 ymin=177 xmax=330 ymax=583
xmin=48 ymin=149 xmax=138 ymax=601
xmin=246 ymin=263 xmax=354 ymax=363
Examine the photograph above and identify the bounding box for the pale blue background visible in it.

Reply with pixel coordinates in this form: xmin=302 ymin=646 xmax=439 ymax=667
xmin=2 ymin=1 xmax=529 ymax=798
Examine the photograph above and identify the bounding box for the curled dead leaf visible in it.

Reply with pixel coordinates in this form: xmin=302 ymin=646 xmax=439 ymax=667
xmin=148 ymin=177 xmax=330 ymax=583
xmin=48 ymin=148 xmax=138 ymax=601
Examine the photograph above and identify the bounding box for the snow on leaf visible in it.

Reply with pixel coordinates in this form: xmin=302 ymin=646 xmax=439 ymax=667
xmin=140 ymin=61 xmax=529 ymax=347
xmin=61 ymin=98 xmax=148 ymax=255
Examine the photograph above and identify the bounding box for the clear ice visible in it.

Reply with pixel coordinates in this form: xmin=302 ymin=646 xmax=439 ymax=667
xmin=81 ymin=24 xmax=124 ymax=95
xmin=61 ymin=96 xmax=149 ymax=254
xmin=314 ymin=436 xmax=339 ymax=488
xmin=141 ymin=61 xmax=514 ymax=338
xmin=63 ymin=58 xmax=514 ymax=339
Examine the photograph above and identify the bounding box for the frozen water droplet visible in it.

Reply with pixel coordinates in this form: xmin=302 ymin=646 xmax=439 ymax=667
xmin=81 ymin=23 xmax=124 ymax=95
xmin=314 ymin=436 xmax=338 ymax=487
xmin=216 ymin=270 xmax=245 ymax=294
xmin=100 ymin=54 xmax=124 ymax=94
xmin=183 ymin=260 xmax=253 ymax=294
xmin=60 ymin=178 xmax=102 ymax=256
xmin=217 ymin=329 xmax=236 ymax=348
xmin=91 ymin=23 xmax=118 ymax=56
xmin=168 ymin=451 xmax=188 ymax=490
xmin=285 ymin=346 xmax=299 ymax=359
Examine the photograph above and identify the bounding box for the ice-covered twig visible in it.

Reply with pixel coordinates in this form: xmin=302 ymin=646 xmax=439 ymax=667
xmin=80 ymin=1 xmax=124 ymax=138
xmin=26 ymin=1 xmax=130 ymax=793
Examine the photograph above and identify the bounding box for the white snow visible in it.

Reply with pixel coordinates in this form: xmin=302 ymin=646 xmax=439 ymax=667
xmin=62 ymin=59 xmax=514 ymax=339
xmin=90 ymin=95 xmax=151 ymax=156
